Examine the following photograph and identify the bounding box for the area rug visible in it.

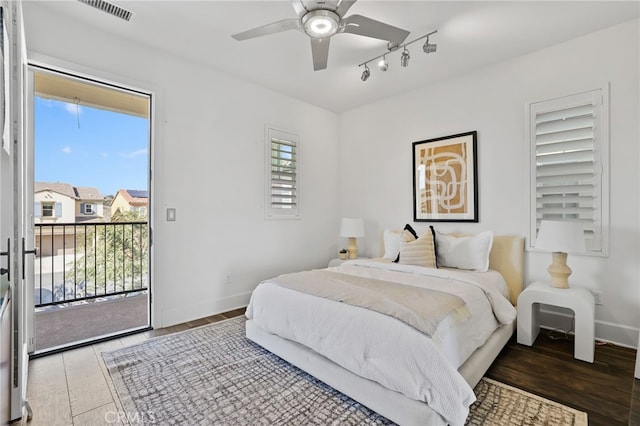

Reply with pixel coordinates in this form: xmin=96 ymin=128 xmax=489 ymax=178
xmin=467 ymin=378 xmax=587 ymax=426
xmin=103 ymin=317 xmax=588 ymax=425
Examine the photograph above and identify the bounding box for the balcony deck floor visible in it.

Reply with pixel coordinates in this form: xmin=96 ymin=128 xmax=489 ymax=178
xmin=35 ymin=293 xmax=149 ymax=353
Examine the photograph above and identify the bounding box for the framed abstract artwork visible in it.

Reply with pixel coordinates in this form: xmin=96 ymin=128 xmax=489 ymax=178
xmin=412 ymin=131 xmax=478 ymax=222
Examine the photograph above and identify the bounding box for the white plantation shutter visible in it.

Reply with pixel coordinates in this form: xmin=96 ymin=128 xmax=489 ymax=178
xmin=270 ymin=139 xmax=297 ymax=208
xmin=528 ymin=87 xmax=609 ymax=254
xmin=265 ymin=127 xmax=300 ymax=219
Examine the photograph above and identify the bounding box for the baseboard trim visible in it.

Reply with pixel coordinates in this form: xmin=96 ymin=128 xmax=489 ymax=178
xmin=161 ymin=292 xmax=251 ymax=327
xmin=539 ymin=308 xmax=639 ymax=349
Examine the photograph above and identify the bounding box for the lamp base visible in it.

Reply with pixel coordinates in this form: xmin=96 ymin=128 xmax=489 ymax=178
xmin=548 ymin=251 xmax=572 ymax=289
xmin=347 ymin=237 xmax=358 ymax=259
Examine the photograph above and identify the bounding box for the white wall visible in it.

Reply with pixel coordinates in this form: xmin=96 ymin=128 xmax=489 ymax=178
xmin=339 ymin=19 xmax=640 ymax=347
xmin=23 ymin=4 xmax=340 ymax=327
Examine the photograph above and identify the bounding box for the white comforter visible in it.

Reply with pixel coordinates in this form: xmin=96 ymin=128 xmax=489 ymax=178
xmin=246 ymin=259 xmax=516 ymax=426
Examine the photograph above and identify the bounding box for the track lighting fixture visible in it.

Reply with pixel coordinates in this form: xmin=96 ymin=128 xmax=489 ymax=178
xmin=358 ymin=30 xmax=437 ymax=81
xmin=378 ymin=55 xmax=389 ymax=71
xmin=423 ymin=36 xmax=437 ymax=54
xmin=400 ymin=47 xmax=410 ymax=67
xmin=361 ymin=64 xmax=370 ymax=81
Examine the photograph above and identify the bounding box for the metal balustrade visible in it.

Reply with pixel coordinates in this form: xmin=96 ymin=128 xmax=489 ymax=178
xmin=34 ymin=222 xmax=148 ymax=307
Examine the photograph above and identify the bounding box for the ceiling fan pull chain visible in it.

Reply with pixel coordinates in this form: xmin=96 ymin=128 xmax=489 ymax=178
xmin=74 ymin=97 xmax=81 ymax=129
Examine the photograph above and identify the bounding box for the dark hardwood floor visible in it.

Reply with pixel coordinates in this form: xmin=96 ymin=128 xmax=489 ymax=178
xmin=146 ymin=307 xmax=248 ymax=338
xmin=153 ymin=308 xmax=639 ymax=425
xmin=631 ymin=378 xmax=640 ymax=425
xmin=486 ymin=331 xmax=638 ymax=426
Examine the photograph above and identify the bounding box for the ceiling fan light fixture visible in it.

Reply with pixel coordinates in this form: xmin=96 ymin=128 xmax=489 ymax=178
xmin=400 ymin=47 xmax=410 ymax=67
xmin=361 ymin=64 xmax=371 ymax=81
xmin=378 ymin=55 xmax=389 ymax=71
xmin=302 ymin=10 xmax=340 ymax=38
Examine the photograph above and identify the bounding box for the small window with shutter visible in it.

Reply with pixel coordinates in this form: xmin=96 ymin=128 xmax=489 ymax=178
xmin=528 ymin=86 xmax=609 ymax=255
xmin=41 ymin=202 xmax=54 ymax=217
xmin=265 ymin=127 xmax=299 ymax=219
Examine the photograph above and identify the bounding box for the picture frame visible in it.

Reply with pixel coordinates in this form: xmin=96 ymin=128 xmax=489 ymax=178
xmin=412 ymin=131 xmax=478 ymax=222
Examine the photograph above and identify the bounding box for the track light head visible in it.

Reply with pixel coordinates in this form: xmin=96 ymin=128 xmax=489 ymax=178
xmin=400 ymin=48 xmax=410 ymax=67
xmin=361 ymin=64 xmax=371 ymax=81
xmin=423 ymin=36 xmax=437 ymax=54
xmin=423 ymin=42 xmax=437 ymax=53
xmin=378 ymin=55 xmax=389 ymax=72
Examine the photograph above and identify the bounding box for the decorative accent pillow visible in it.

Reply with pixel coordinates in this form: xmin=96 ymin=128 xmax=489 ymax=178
xmin=398 ymin=226 xmax=437 ymax=268
xmin=382 ymin=230 xmax=402 ymax=260
xmin=435 ymin=230 xmax=493 ymax=272
xmin=393 ymin=224 xmax=419 ymax=263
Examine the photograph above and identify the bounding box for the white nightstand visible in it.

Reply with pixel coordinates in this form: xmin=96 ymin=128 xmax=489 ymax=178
xmin=517 ymin=281 xmax=595 ymax=363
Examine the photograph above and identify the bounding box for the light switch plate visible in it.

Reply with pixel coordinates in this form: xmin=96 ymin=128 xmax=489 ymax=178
xmin=166 ymin=208 xmax=176 ymax=221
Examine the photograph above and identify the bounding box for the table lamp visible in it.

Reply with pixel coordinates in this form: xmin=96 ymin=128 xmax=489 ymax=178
xmin=535 ymin=220 xmax=585 ymax=288
xmin=340 ymin=218 xmax=365 ymax=259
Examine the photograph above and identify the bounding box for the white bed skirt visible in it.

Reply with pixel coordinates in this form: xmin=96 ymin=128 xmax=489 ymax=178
xmin=246 ymin=319 xmax=515 ymax=425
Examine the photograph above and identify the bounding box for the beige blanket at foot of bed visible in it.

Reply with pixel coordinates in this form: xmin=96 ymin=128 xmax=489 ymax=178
xmin=269 ymin=269 xmax=469 ymax=338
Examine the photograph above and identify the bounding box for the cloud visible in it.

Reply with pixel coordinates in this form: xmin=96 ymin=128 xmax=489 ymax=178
xmin=100 ymin=152 xmax=109 ymax=158
xmin=61 ymin=146 xmax=72 ymax=154
xmin=64 ymin=102 xmax=82 ymax=115
xmin=120 ymin=148 xmax=147 ymax=159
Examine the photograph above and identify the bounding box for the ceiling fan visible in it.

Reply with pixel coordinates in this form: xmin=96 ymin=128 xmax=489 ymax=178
xmin=231 ymin=0 xmax=410 ymax=71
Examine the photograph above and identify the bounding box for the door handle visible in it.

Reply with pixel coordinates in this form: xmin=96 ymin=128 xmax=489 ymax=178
xmin=0 ymin=238 xmax=9 ymax=281
xmin=22 ymin=238 xmax=37 ymax=279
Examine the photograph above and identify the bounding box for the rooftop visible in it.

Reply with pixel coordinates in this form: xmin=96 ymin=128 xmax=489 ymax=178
xmin=35 ymin=181 xmax=103 ymax=201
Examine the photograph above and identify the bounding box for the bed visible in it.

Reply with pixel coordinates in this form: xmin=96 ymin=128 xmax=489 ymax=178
xmin=245 ymin=233 xmax=524 ymax=425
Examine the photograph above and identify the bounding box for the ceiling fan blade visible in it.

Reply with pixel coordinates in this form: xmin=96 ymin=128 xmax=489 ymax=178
xmin=291 ymin=0 xmax=307 ymax=17
xmin=336 ymin=0 xmax=357 ymax=17
xmin=232 ymin=18 xmax=301 ymax=41
xmin=339 ymin=14 xmax=410 ymax=44
xmin=310 ymin=37 xmax=330 ymax=71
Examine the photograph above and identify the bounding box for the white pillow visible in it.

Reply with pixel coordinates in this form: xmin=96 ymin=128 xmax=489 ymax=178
xmin=399 ymin=229 xmax=437 ymax=268
xmin=435 ymin=230 xmax=493 ymax=272
xmin=382 ymin=229 xmax=402 ymax=260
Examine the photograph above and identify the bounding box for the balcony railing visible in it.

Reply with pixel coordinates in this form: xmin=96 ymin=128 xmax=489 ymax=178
xmin=34 ymin=222 xmax=148 ymax=308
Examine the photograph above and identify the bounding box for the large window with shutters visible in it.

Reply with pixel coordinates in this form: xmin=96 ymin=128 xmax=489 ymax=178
xmin=265 ymin=127 xmax=299 ymax=219
xmin=528 ymin=87 xmax=609 ymax=255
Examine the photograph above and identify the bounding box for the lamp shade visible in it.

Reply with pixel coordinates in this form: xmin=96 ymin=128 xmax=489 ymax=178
xmin=535 ymin=220 xmax=585 ymax=253
xmin=340 ymin=218 xmax=365 ymax=238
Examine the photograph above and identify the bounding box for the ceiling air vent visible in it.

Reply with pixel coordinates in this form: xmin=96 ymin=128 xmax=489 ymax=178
xmin=77 ymin=0 xmax=134 ymax=22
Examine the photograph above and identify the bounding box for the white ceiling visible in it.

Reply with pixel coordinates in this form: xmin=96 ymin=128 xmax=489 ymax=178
xmin=25 ymin=1 xmax=639 ymax=112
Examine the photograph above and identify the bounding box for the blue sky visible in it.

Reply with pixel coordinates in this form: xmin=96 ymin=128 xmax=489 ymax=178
xmin=35 ymin=97 xmax=148 ymax=197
